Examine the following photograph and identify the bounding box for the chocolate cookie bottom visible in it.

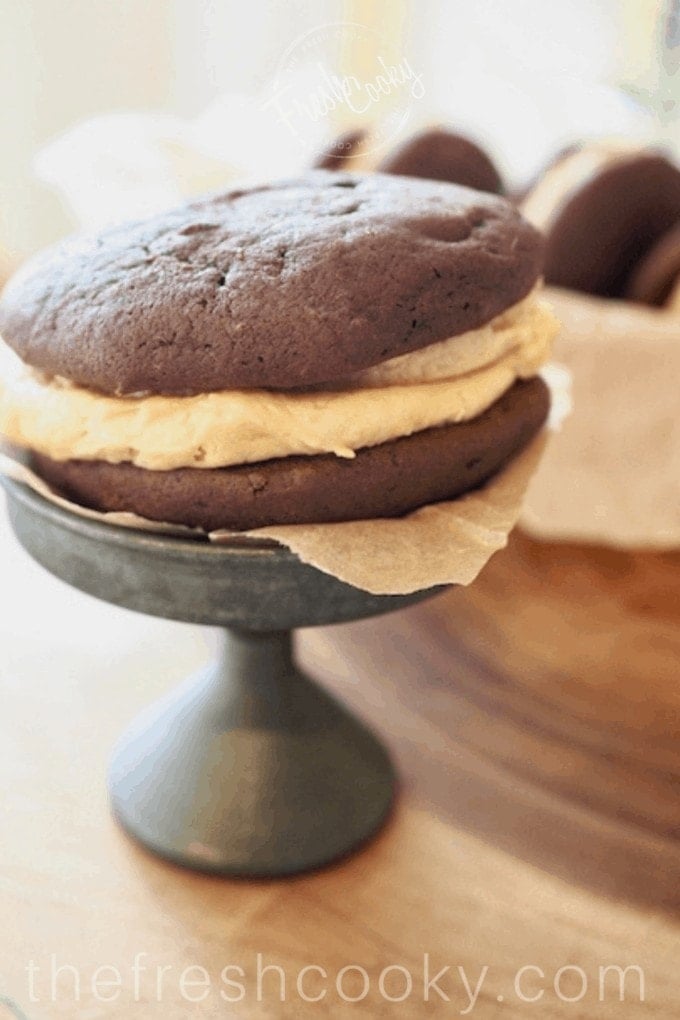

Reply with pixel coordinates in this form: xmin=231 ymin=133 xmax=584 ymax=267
xmin=32 ymin=377 xmax=549 ymax=531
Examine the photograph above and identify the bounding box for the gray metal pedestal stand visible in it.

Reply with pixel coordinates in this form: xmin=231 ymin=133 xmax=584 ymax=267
xmin=3 ymin=479 xmax=439 ymax=877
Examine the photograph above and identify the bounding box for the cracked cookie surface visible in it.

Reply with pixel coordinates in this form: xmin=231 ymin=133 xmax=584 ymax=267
xmin=0 ymin=172 xmax=542 ymax=395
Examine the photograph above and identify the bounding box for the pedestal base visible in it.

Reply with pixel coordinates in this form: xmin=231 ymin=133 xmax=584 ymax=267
xmin=3 ymin=478 xmax=439 ymax=878
xmin=109 ymin=629 xmax=395 ymax=876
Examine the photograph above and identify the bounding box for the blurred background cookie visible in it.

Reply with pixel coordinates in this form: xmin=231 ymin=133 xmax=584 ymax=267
xmin=521 ymin=142 xmax=680 ymax=297
xmin=312 ymin=125 xmax=504 ymax=193
xmin=624 ymin=222 xmax=680 ymax=306
xmin=377 ymin=127 xmax=504 ymax=193
xmin=312 ymin=128 xmax=367 ymax=170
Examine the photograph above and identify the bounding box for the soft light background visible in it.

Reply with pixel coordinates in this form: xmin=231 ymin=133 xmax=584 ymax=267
xmin=0 ymin=0 xmax=673 ymax=266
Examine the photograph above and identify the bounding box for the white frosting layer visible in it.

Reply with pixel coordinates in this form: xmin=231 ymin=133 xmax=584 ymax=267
xmin=0 ymin=292 xmax=557 ymax=470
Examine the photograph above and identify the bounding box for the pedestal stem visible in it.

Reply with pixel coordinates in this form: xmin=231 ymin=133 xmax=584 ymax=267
xmin=109 ymin=625 xmax=396 ymax=876
xmin=214 ymin=628 xmax=299 ymax=722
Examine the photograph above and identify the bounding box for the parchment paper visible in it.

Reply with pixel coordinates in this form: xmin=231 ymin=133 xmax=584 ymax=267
xmin=521 ymin=288 xmax=680 ymax=549
xmin=1 ymin=433 xmax=547 ymax=596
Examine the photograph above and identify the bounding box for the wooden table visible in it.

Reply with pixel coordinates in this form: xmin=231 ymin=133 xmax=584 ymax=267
xmin=0 ymin=512 xmax=678 ymax=1018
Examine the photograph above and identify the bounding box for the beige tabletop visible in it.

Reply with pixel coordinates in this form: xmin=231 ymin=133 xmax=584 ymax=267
xmin=0 ymin=497 xmax=679 ymax=1019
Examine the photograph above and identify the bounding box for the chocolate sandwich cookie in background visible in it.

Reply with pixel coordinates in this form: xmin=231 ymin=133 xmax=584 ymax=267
xmin=521 ymin=140 xmax=680 ymax=297
xmin=0 ymin=171 xmax=556 ymax=532
xmin=668 ymin=275 xmax=680 ymax=312
xmin=312 ymin=128 xmax=367 ymax=170
xmin=312 ymin=125 xmax=504 ymax=194
xmin=377 ymin=127 xmax=504 ymax=194
xmin=624 ymin=222 xmax=680 ymax=307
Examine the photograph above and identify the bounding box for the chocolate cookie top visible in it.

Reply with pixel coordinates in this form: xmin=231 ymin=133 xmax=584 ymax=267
xmin=0 ymin=171 xmax=541 ymax=396
xmin=378 ymin=129 xmax=503 ymax=194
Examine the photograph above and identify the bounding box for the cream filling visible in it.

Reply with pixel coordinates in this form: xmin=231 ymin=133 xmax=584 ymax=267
xmin=521 ymin=140 xmax=643 ymax=232
xmin=0 ymin=292 xmax=557 ymax=471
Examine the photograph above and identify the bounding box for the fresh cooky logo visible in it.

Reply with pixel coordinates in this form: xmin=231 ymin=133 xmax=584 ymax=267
xmin=265 ymin=22 xmax=425 ymax=155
